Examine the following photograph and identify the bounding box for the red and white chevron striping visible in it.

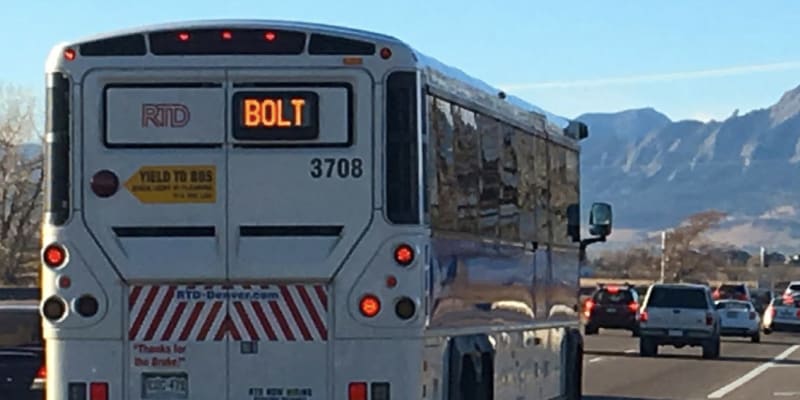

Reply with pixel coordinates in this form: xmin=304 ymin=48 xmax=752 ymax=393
xmin=128 ymin=284 xmax=328 ymax=342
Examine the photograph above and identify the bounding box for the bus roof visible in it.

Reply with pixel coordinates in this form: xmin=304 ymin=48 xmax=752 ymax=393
xmin=56 ymin=19 xmax=569 ymax=132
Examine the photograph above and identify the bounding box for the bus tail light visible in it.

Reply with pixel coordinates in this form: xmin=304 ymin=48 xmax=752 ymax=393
xmin=395 ymin=297 xmax=416 ymax=320
xmin=394 ymin=244 xmax=414 ymax=266
xmin=89 ymin=382 xmax=108 ymax=400
xmin=43 ymin=296 xmax=67 ymax=321
xmin=90 ymin=170 xmax=119 ymax=198
xmin=348 ymin=382 xmax=367 ymax=400
xmin=43 ymin=244 xmax=67 ymax=268
xmin=371 ymin=382 xmax=390 ymax=400
xmin=359 ymin=295 xmax=381 ymax=317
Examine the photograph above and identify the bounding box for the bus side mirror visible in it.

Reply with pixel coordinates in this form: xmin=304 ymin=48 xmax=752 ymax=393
xmin=567 ymin=204 xmax=580 ymax=242
xmin=589 ymin=202 xmax=613 ymax=238
xmin=565 ymin=121 xmax=589 ymax=140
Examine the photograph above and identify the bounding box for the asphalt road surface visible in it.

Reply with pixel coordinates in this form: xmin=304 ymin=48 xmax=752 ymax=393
xmin=583 ymin=329 xmax=800 ymax=400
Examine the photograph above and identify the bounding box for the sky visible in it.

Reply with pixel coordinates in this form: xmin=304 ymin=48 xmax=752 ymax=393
xmin=2 ymin=0 xmax=800 ymax=122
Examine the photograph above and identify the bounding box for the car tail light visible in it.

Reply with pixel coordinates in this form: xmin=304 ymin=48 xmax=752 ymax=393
xmin=770 ymin=307 xmax=776 ymax=318
xmin=348 ymin=382 xmax=367 ymax=400
xmin=796 ymin=309 xmax=800 ymax=319
xmin=749 ymin=311 xmax=756 ymax=320
xmin=706 ymin=312 xmax=714 ymax=325
xmin=638 ymin=310 xmax=648 ymax=322
xmin=628 ymin=302 xmax=639 ymax=312
xmin=36 ymin=364 xmax=45 ymax=379
xmin=89 ymin=382 xmax=108 ymax=400
xmin=583 ymin=300 xmax=595 ymax=317
xmin=606 ymin=285 xmax=619 ymax=294
xmin=712 ymin=291 xmax=721 ymax=300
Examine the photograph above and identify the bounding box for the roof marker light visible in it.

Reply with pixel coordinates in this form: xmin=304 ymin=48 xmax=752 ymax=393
xmin=64 ymin=48 xmax=76 ymax=61
xmin=264 ymin=31 xmax=276 ymax=41
xmin=221 ymin=30 xmax=232 ymax=40
xmin=178 ymin=32 xmax=190 ymax=41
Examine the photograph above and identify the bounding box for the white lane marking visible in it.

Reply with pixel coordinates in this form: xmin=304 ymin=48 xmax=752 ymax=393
xmin=624 ymin=348 xmax=637 ymax=354
xmin=707 ymin=344 xmax=800 ymax=399
xmin=588 ymin=357 xmax=604 ymax=363
xmin=774 ymin=392 xmax=800 ymax=397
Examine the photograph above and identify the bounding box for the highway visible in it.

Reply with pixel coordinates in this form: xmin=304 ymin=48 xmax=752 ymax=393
xmin=583 ymin=330 xmax=800 ymax=400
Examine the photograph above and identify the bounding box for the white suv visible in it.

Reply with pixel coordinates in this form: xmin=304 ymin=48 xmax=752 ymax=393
xmin=637 ymin=283 xmax=721 ymax=359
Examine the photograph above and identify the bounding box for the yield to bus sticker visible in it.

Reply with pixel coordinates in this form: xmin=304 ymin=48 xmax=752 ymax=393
xmin=124 ymin=165 xmax=216 ymax=204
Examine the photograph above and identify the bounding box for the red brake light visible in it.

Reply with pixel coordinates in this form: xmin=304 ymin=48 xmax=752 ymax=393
xmin=264 ymin=31 xmax=276 ymax=41
xmin=583 ymin=300 xmax=595 ymax=317
xmin=638 ymin=310 xmax=648 ymax=322
xmin=706 ymin=312 xmax=714 ymax=325
xmin=221 ymin=30 xmax=232 ymax=40
xmin=359 ymin=295 xmax=381 ymax=318
xmin=43 ymin=244 xmax=67 ymax=268
xmin=628 ymin=302 xmax=639 ymax=312
xmin=36 ymin=364 xmax=45 ymax=379
xmin=178 ymin=32 xmax=190 ymax=41
xmin=348 ymin=382 xmax=367 ymax=400
xmin=90 ymin=382 xmax=108 ymax=400
xmin=394 ymin=244 xmax=414 ymax=266
xmin=606 ymin=285 xmax=619 ymax=294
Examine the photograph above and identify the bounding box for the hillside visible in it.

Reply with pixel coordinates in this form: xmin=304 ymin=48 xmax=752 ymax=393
xmin=578 ymin=84 xmax=800 ymax=253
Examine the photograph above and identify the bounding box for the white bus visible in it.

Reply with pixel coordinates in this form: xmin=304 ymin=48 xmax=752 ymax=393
xmin=41 ymin=20 xmax=613 ymax=400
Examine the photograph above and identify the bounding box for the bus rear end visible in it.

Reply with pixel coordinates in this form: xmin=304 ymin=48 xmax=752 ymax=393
xmin=42 ymin=22 xmax=425 ymax=400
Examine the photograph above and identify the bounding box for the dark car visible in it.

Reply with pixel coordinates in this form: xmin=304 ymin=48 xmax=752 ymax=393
xmin=584 ymin=284 xmax=641 ymax=336
xmin=0 ymin=301 xmax=44 ymax=400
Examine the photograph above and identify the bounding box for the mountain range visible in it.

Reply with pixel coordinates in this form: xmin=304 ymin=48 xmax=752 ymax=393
xmin=578 ymin=84 xmax=800 ymax=254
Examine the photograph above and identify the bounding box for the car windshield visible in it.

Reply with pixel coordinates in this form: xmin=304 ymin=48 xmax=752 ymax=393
xmin=0 ymin=307 xmax=41 ymax=347
xmin=646 ymin=287 xmax=708 ymax=309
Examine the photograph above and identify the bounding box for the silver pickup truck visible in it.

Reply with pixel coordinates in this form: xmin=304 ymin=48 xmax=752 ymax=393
xmin=637 ymin=283 xmax=721 ymax=359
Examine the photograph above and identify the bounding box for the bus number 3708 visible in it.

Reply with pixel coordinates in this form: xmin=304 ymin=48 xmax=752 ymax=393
xmin=310 ymin=157 xmax=364 ymax=179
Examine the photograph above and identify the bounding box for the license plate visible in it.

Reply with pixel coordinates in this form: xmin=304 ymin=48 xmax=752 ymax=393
xmin=668 ymin=329 xmax=683 ymax=337
xmin=606 ymin=307 xmax=617 ymax=313
xmin=726 ymin=311 xmax=738 ymax=318
xmin=142 ymin=373 xmax=188 ymax=399
xmin=778 ymin=309 xmax=794 ymax=318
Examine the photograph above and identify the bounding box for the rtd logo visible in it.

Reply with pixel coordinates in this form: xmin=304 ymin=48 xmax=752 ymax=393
xmin=141 ymin=104 xmax=191 ymax=128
